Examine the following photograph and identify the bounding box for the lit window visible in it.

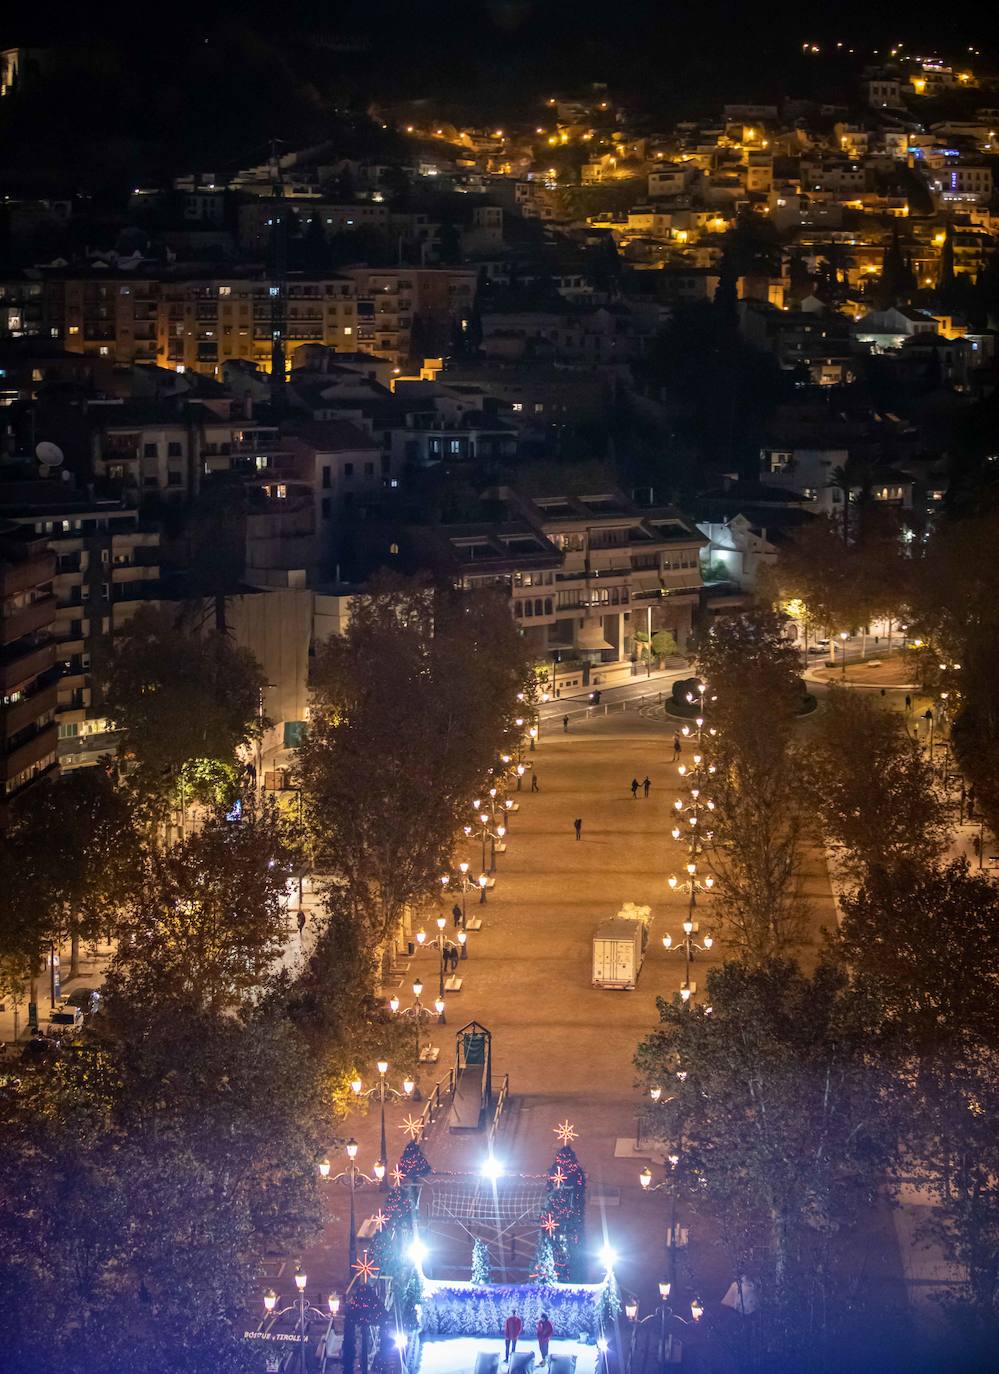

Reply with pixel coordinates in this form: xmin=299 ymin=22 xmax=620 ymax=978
xmin=68 ymin=326 xmax=80 ymax=335
xmin=344 ymin=327 xmax=353 ymax=336
xmin=219 ymin=286 xmax=231 ymax=297
xmin=99 ymin=346 xmax=109 ymax=356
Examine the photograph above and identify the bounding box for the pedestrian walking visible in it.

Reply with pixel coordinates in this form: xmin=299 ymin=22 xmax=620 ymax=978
xmin=504 ymin=1311 xmax=523 ymax=1363
xmin=297 ymin=909 xmax=306 ymax=937
xmin=562 ymin=715 xmax=569 ymax=733
xmin=973 ymin=833 xmax=982 ymax=860
xmin=643 ymin=775 xmax=651 ymax=797
xmin=631 ymin=777 xmax=639 ymax=799
xmin=536 ymin=1313 xmax=554 ymax=1366
xmin=672 ymin=733 xmax=682 ymax=761
xmin=905 ymin=693 xmax=912 ymax=713
xmin=531 ymin=772 xmax=540 ymax=792
xmin=452 ymin=902 xmax=463 ymax=929
xmin=573 ymin=817 xmax=582 ymax=841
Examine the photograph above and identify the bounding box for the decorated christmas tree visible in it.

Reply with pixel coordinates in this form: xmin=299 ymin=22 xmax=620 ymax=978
xmin=531 ymin=1236 xmax=560 ymax=1285
xmin=397 ymin=1139 xmax=432 ymax=1185
xmin=471 ymin=1237 xmax=493 ymax=1286
xmin=540 ymin=1123 xmax=587 ymax=1280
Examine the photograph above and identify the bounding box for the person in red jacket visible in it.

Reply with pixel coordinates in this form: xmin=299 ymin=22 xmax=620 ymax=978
xmin=536 ymin=1313 xmax=554 ymax=1365
xmin=504 ymin=1310 xmax=523 ymax=1362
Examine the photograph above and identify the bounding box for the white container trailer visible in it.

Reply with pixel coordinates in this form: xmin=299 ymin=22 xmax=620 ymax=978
xmin=592 ymin=909 xmax=650 ymax=990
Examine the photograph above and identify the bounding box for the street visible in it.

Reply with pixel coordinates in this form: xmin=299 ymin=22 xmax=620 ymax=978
xmin=301 ymin=699 xmax=891 ymax=1321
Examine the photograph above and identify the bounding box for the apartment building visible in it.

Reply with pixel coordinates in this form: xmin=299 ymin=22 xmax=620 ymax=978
xmin=0 ymin=522 xmax=58 ymax=813
xmin=91 ymin=398 xmax=288 ymax=504
xmin=159 ymin=277 xmax=357 ymax=376
xmin=0 ymin=272 xmax=360 ymax=379
xmin=412 ymin=489 xmax=704 ymax=681
xmin=934 ymin=165 xmax=994 ymax=205
xmin=0 ymin=483 xmax=161 ymax=770
xmin=342 ymin=267 xmax=479 ymax=365
xmin=237 ymin=201 xmax=391 ymax=254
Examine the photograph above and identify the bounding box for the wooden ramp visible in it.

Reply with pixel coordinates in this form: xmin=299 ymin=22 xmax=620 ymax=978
xmin=448 ymin=1023 xmax=492 ymax=1132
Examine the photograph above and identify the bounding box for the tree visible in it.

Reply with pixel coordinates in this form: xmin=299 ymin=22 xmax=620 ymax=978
xmin=471 ymin=1237 xmax=492 ymax=1285
xmin=635 ymin=961 xmax=895 ymax=1361
xmin=0 ymin=768 xmax=142 ymax=975
xmin=910 ymin=511 xmax=999 ymax=841
xmin=914 ymin=1047 xmax=999 ymax=1340
xmin=105 ymin=605 xmax=266 ymax=809
xmin=835 ymin=860 xmax=999 ymax=1062
xmin=805 ymin=688 xmax=948 ymax=882
xmin=104 ymin=800 xmax=299 ymax=1015
xmin=532 ymin=1236 xmax=559 ymax=1284
xmin=0 ymin=1003 xmax=330 ymax=1374
xmin=298 ymin=578 xmax=532 ymax=954
xmin=695 ymin=610 xmax=808 ymax=961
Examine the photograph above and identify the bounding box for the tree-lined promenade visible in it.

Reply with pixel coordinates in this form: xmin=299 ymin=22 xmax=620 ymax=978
xmin=0 ymin=577 xmax=536 ymax=1373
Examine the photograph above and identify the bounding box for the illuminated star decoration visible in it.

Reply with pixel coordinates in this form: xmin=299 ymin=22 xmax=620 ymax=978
xmin=550 ymin=1166 xmax=567 ymax=1190
xmin=352 ymin=1250 xmax=380 ymax=1284
xmin=390 ymin=1165 xmax=405 ymax=1188
xmin=554 ymin=1120 xmax=578 ymax=1145
xmin=372 ymin=1210 xmax=389 ymax=1232
xmin=540 ymin=1212 xmax=559 ymax=1235
xmin=399 ymin=1114 xmax=422 ymax=1140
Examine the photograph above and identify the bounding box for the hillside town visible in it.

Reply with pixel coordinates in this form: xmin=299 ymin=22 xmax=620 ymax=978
xmin=1 ymin=16 xmax=999 ymax=1374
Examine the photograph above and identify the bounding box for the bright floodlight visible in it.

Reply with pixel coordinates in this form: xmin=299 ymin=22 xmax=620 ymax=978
xmin=409 ymin=1238 xmax=428 ymax=1265
xmin=596 ymin=1337 xmax=609 ymax=1353
xmin=599 ymin=1243 xmax=617 ymax=1271
xmin=481 ymin=1154 xmax=503 ymax=1181
xmin=394 ymin=1332 xmax=409 ymax=1350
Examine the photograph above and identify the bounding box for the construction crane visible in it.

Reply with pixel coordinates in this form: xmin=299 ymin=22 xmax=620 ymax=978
xmin=268 ymin=138 xmax=288 ymax=406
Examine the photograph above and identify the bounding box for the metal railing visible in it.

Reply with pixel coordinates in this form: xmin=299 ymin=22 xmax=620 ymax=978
xmin=413 ymin=1066 xmax=456 ymax=1142
xmin=487 ymin=1073 xmax=510 ymax=1147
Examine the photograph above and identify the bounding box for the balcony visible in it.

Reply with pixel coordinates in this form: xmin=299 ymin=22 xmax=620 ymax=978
xmin=0 ymin=639 xmax=56 ymax=695
xmin=0 ymin=678 xmax=59 ymax=739
xmin=0 ymin=551 xmax=55 ymax=597
xmin=0 ymin=721 xmax=58 ymax=782
xmin=1 ymin=594 xmax=56 ymax=646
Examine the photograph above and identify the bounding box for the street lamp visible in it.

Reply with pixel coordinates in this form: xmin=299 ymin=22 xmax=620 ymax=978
xmin=319 ymin=1140 xmax=383 ymax=1270
xmin=637 ymin=1153 xmax=685 ymax=1298
xmin=839 ymin=630 xmax=849 ymax=680
xmin=478 ymin=872 xmax=489 ymax=905
xmin=390 ymin=979 xmax=440 ymax=1062
xmin=662 ymin=908 xmax=714 ymax=1002
xmin=415 ymin=918 xmax=460 ymax=1000
xmin=350 ymin=1062 xmax=414 ymax=1182
xmin=260 ymin=1270 xmax=336 ymax=1374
